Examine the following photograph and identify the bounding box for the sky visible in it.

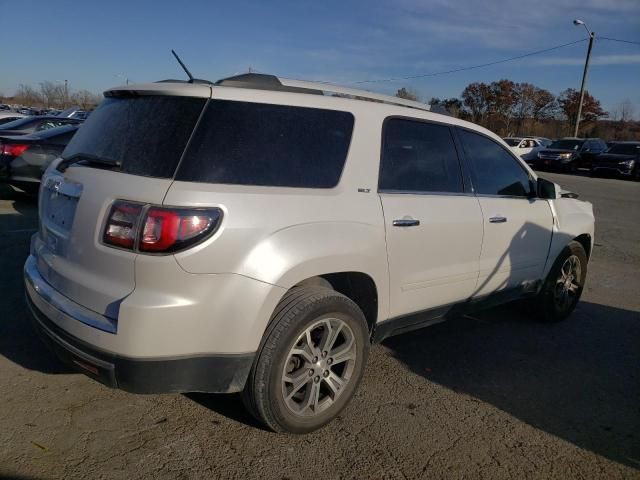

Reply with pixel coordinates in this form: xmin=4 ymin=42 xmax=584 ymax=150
xmin=1 ymin=0 xmax=639 ymax=116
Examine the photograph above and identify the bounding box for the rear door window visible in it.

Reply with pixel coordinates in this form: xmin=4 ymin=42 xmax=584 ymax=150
xmin=63 ymin=96 xmax=207 ymax=178
xmin=379 ymin=118 xmax=463 ymax=193
xmin=176 ymin=100 xmax=354 ymax=188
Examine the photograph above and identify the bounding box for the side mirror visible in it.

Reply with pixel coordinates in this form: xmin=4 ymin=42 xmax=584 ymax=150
xmin=537 ymin=177 xmax=559 ymax=199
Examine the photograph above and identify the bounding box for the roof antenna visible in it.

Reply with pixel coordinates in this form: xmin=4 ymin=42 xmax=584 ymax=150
xmin=171 ymin=49 xmax=194 ymax=83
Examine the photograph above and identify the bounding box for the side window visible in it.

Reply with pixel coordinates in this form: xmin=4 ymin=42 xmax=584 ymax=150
xmin=379 ymin=118 xmax=463 ymax=193
xmin=458 ymin=129 xmax=532 ymax=197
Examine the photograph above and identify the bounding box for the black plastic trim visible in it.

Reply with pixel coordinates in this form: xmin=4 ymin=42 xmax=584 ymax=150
xmin=372 ymin=282 xmax=541 ymax=343
xmin=26 ymin=293 xmax=255 ymax=394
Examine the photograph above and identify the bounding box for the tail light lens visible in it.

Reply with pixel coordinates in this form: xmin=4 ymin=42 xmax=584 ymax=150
xmin=103 ymin=201 xmax=221 ymax=253
xmin=103 ymin=201 xmax=143 ymax=249
xmin=2 ymin=144 xmax=29 ymax=157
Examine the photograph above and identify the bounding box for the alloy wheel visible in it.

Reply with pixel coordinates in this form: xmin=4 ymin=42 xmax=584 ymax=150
xmin=554 ymin=254 xmax=582 ymax=312
xmin=281 ymin=317 xmax=356 ymax=417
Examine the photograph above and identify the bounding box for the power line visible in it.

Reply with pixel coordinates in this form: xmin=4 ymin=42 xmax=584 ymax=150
xmin=599 ymin=36 xmax=640 ymax=46
xmin=351 ymin=38 xmax=588 ymax=84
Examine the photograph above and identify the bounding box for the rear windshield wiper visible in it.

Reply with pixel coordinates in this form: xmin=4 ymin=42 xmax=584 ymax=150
xmin=58 ymin=153 xmax=122 ymax=172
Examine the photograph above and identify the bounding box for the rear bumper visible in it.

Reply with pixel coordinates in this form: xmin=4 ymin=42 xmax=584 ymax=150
xmin=24 ymin=256 xmax=255 ymax=393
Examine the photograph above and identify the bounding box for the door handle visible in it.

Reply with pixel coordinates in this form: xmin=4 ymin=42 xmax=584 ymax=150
xmin=489 ymin=216 xmax=507 ymax=223
xmin=393 ymin=218 xmax=420 ymax=227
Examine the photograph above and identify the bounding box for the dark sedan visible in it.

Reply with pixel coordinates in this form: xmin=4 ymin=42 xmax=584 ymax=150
xmin=0 ymin=116 xmax=82 ymax=136
xmin=535 ymin=138 xmax=607 ymax=172
xmin=591 ymin=142 xmax=640 ymax=180
xmin=0 ymin=124 xmax=79 ymax=192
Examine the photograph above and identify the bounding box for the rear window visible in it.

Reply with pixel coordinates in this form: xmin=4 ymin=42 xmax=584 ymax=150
xmin=62 ymin=96 xmax=206 ymax=178
xmin=176 ymin=100 xmax=354 ymax=188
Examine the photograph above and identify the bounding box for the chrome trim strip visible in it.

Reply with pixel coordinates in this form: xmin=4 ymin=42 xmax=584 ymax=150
xmin=23 ymin=255 xmax=117 ymax=334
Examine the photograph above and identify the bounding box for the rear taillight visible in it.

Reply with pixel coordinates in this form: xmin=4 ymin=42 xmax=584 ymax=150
xmin=2 ymin=144 xmax=29 ymax=157
xmin=102 ymin=200 xmax=221 ymax=253
xmin=103 ymin=201 xmax=143 ymax=249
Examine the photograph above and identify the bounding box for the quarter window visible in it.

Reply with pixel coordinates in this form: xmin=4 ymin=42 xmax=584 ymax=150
xmin=177 ymin=100 xmax=354 ymax=188
xmin=458 ymin=129 xmax=532 ymax=197
xmin=379 ymin=118 xmax=463 ymax=193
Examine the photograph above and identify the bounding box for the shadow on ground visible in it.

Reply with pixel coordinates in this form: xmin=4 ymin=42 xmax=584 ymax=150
xmin=383 ymin=301 xmax=640 ymax=468
xmin=0 ymin=184 xmax=70 ymax=374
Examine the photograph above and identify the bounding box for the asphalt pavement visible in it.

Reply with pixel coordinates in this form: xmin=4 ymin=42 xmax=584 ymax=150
xmin=0 ymin=172 xmax=638 ymax=480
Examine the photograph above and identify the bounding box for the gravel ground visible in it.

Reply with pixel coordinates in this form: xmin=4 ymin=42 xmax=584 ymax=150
xmin=0 ymin=172 xmax=638 ymax=480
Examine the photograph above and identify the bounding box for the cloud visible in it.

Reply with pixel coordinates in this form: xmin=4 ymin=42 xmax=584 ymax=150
xmin=533 ymin=54 xmax=640 ymax=66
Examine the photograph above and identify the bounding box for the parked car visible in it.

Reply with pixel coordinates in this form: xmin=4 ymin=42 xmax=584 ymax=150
xmin=503 ymin=137 xmax=549 ymax=163
xmin=0 ymin=111 xmax=26 ymax=125
xmin=0 ymin=116 xmax=81 ymax=136
xmin=25 ymin=74 xmax=594 ymax=434
xmin=536 ymin=137 xmax=607 ymax=172
xmin=0 ymin=124 xmax=79 ymax=192
xmin=590 ymin=141 xmax=640 ymax=180
xmin=0 ymin=104 xmax=11 ymax=111
xmin=17 ymin=107 xmax=41 ymax=115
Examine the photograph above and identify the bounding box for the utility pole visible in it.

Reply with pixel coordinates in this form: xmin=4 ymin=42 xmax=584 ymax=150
xmin=573 ymin=20 xmax=595 ymax=137
xmin=64 ymin=79 xmax=68 ymax=108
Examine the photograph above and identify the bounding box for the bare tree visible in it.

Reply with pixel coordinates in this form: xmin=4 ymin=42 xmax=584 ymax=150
xmin=70 ymin=90 xmax=102 ymax=109
xmin=39 ymin=81 xmax=66 ymax=108
xmin=14 ymin=84 xmax=43 ymax=107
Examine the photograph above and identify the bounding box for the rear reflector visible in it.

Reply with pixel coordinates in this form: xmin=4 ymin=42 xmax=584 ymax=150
xmin=2 ymin=144 xmax=29 ymax=157
xmin=102 ymin=200 xmax=221 ymax=253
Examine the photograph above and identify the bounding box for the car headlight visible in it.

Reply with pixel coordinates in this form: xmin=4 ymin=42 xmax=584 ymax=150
xmin=619 ymin=159 xmax=635 ymax=167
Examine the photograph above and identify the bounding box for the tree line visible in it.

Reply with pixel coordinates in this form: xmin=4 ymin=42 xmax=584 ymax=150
xmin=1 ymin=82 xmax=102 ymax=110
xmin=396 ymin=81 xmax=638 ymax=140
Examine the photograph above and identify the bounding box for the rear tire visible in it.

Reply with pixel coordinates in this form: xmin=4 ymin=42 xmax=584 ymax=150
xmin=534 ymin=241 xmax=587 ymax=322
xmin=242 ymin=286 xmax=369 ymax=433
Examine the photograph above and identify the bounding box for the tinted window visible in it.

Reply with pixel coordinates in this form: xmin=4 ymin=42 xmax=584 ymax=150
xmin=607 ymin=143 xmax=640 ymax=155
xmin=459 ymin=129 xmax=532 ymax=197
xmin=63 ymin=96 xmax=206 ymax=178
xmin=504 ymin=138 xmax=521 ymax=147
xmin=177 ymin=100 xmax=354 ymax=188
xmin=549 ymin=139 xmax=584 ymax=150
xmin=36 ymin=120 xmax=69 ymax=131
xmin=379 ymin=119 xmax=462 ymax=193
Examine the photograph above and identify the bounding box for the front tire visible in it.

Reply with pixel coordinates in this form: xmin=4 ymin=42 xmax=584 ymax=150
xmin=243 ymin=286 xmax=370 ymax=433
xmin=535 ymin=241 xmax=587 ymax=322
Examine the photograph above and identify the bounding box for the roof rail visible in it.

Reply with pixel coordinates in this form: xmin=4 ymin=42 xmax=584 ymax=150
xmin=156 ymin=78 xmax=214 ymax=85
xmin=215 ymin=73 xmax=431 ymax=112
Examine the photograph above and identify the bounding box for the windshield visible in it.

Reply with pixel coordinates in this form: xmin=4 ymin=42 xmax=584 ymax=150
xmin=548 ymin=139 xmax=584 ymax=150
xmin=62 ymin=95 xmax=207 ymax=178
xmin=0 ymin=117 xmax=36 ymax=130
xmin=504 ymin=138 xmax=521 ymax=147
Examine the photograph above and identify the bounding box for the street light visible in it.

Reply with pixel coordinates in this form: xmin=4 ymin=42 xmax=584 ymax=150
xmin=573 ymin=19 xmax=595 ymax=137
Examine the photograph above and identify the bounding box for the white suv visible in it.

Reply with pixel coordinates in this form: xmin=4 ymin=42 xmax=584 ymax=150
xmin=24 ymin=74 xmax=594 ymax=433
